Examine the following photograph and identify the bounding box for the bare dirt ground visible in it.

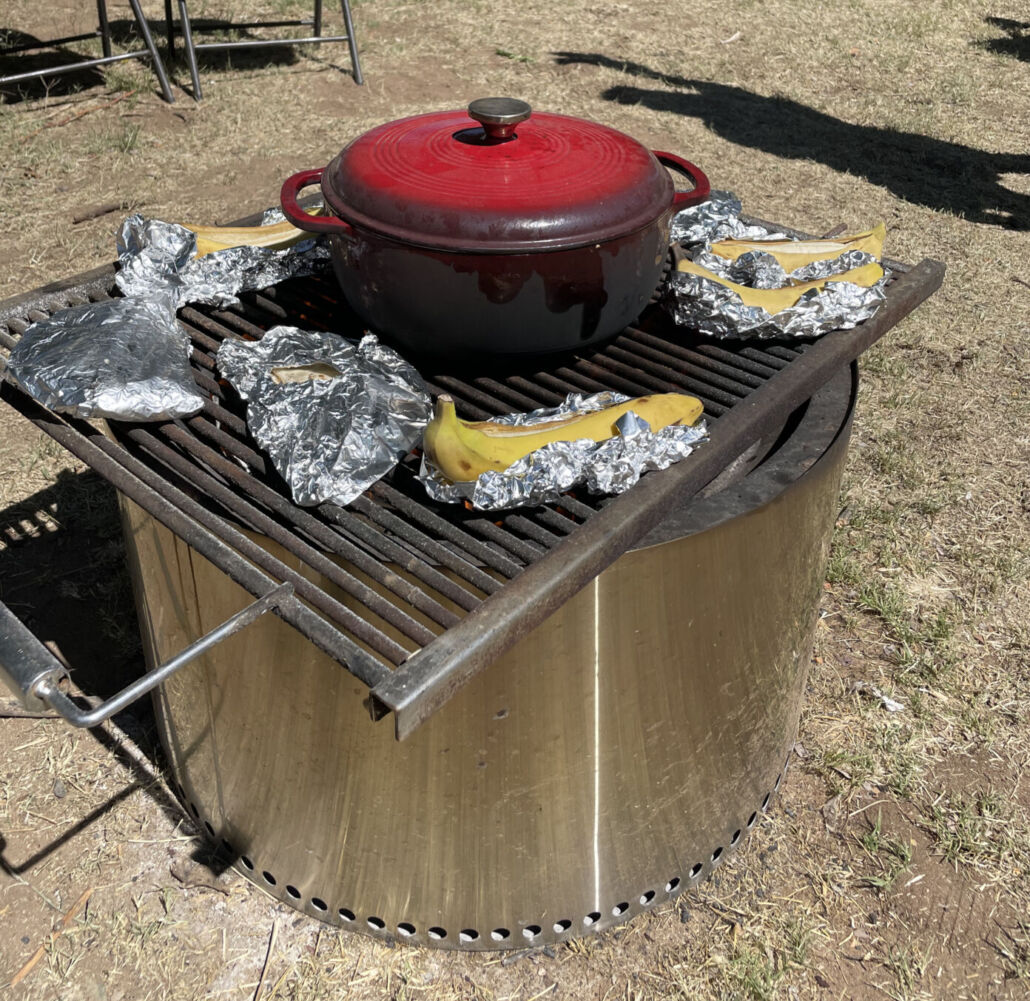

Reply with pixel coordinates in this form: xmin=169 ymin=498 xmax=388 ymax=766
xmin=1 ymin=1 xmax=1029 ymax=999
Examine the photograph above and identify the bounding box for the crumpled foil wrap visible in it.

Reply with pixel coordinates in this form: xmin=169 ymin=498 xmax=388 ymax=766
xmin=419 ymin=391 xmax=708 ymax=511
xmin=216 ymin=326 xmax=431 ymax=508
xmin=670 ymin=190 xmax=786 ymax=244
xmin=692 ymin=246 xmax=878 ymax=289
xmin=115 ymin=210 xmax=330 ymax=308
xmin=666 ymin=190 xmax=887 ymax=339
xmin=2 ymin=293 xmax=205 ymax=420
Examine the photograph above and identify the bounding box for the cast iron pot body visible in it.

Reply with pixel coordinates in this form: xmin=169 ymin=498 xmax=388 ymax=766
xmin=281 ymin=100 xmax=709 ymax=354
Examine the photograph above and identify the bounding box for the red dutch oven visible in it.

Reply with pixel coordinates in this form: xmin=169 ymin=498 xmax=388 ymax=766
xmin=281 ymin=98 xmax=709 ymax=355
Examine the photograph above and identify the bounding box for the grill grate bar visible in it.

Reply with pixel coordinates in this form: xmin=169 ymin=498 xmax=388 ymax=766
xmin=688 ymin=341 xmax=781 ymax=379
xmin=429 ymin=376 xmax=522 ymax=419
xmin=603 ymin=341 xmax=748 ymax=405
xmin=367 ymin=480 xmax=526 ymax=578
xmin=0 ymin=386 xmax=397 ymax=684
xmin=618 ymin=330 xmax=765 ymax=391
xmin=186 ymin=413 xmax=270 ymax=474
xmin=421 ymin=380 xmax=493 ymax=421
xmin=158 ymin=423 xmax=476 ymax=621
xmin=315 ymin=502 xmax=493 ymax=607
xmin=339 ymin=496 xmax=504 ymax=595
xmin=124 ymin=425 xmax=445 ymax=647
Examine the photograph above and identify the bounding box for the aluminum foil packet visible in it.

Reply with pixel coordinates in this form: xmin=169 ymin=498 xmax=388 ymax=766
xmin=2 ymin=292 xmax=205 ymax=420
xmin=115 ymin=210 xmax=330 ymax=308
xmin=666 ymin=190 xmax=887 ymax=339
xmin=216 ymin=326 xmax=431 ymax=508
xmin=419 ymin=392 xmax=708 ymax=511
xmin=670 ymin=189 xmax=786 ymax=245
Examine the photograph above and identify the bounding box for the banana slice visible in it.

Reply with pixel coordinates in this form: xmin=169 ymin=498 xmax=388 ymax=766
xmin=676 ymin=258 xmax=885 ymax=313
xmin=708 ymin=223 xmax=885 ymax=272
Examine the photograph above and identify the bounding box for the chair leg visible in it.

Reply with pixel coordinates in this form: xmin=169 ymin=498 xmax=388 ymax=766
xmin=127 ymin=0 xmax=176 ymax=102
xmin=178 ymin=0 xmax=203 ymax=101
xmin=96 ymin=0 xmax=113 ymax=58
xmin=314 ymin=0 xmax=323 ymax=38
xmin=339 ymin=0 xmax=363 ymax=85
xmin=164 ymin=0 xmax=175 ymax=57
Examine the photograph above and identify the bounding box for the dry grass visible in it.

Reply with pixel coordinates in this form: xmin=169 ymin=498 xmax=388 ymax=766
xmin=2 ymin=0 xmax=1030 ymax=998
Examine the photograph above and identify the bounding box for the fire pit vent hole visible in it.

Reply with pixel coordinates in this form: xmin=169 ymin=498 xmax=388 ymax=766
xmin=367 ymin=916 xmax=386 ymax=931
xmin=711 ymin=847 xmax=723 ymax=864
xmin=553 ymin=919 xmax=572 ymax=933
xmin=204 ymin=821 xmax=215 ymax=837
xmin=428 ymin=927 xmax=447 ymax=940
xmin=523 ymin=925 xmax=541 ymax=940
xmin=286 ymin=885 xmax=301 ymax=900
xmin=639 ymin=890 xmax=655 ymax=906
xmin=775 ymin=772 xmax=783 ymax=791
xmin=689 ymin=863 xmax=703 ymax=878
xmin=262 ymin=870 xmax=276 ymax=887
xmin=666 ymin=877 xmax=681 ymax=893
xmin=612 ymin=902 xmax=629 ymax=916
xmin=241 ymin=856 xmax=254 ymax=871
xmin=398 ymin=923 xmax=416 ymax=937
xmin=459 ymin=928 xmax=479 ymax=943
xmin=762 ymin=793 xmax=772 ymax=811
xmin=311 ymin=898 xmax=328 ymax=912
xmin=747 ymin=811 xmax=758 ymax=828
xmin=583 ymin=912 xmax=601 ymax=926
xmin=730 ymin=829 xmax=742 ymax=846
xmin=339 ymin=908 xmax=355 ymax=922
xmin=491 ymin=928 xmax=510 ymax=941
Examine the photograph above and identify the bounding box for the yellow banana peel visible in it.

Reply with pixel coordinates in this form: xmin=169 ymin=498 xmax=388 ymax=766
xmin=708 ymin=222 xmax=886 ymax=273
xmin=181 ymin=209 xmax=322 ymax=259
xmin=676 ymin=258 xmax=885 ymax=313
xmin=424 ymin=393 xmax=704 ymax=482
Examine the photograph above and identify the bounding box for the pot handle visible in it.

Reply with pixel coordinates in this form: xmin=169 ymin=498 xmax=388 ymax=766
xmin=280 ymin=168 xmax=354 ymax=236
xmin=653 ymin=152 xmax=711 ymax=209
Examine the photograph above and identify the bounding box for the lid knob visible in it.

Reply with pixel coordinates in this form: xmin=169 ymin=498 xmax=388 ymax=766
xmin=467 ymin=97 xmax=531 ymax=140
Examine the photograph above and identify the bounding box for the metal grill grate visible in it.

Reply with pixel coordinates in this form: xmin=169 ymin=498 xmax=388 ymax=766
xmin=0 ymin=222 xmax=944 ymax=737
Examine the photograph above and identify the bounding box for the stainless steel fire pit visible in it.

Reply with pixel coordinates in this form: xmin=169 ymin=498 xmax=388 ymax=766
xmin=0 ymin=228 xmax=943 ymax=951
xmin=114 ymin=360 xmax=853 ymax=949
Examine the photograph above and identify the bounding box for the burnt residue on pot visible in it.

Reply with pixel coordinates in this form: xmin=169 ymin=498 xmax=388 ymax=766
xmin=330 ymin=224 xmax=666 ymax=355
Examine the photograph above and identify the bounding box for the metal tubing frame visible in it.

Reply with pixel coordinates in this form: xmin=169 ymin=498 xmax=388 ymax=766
xmin=0 ymin=0 xmax=175 ymax=103
xmin=168 ymin=0 xmax=363 ymax=100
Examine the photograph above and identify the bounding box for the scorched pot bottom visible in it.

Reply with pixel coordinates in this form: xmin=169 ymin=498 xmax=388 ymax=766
xmin=118 ymin=363 xmax=857 ymax=950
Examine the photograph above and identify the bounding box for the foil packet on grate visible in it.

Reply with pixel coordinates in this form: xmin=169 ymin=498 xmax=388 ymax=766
xmin=2 ymin=292 xmax=205 ymax=420
xmin=670 ymin=189 xmax=786 ymax=245
xmin=666 ymin=191 xmax=887 ymax=340
xmin=419 ymin=392 xmax=708 ymax=511
xmin=216 ymin=326 xmax=431 ymax=508
xmin=115 ymin=210 xmax=330 ymax=308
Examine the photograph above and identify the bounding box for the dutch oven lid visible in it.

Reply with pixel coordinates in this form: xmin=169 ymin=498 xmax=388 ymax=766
xmin=321 ymin=98 xmax=676 ymax=253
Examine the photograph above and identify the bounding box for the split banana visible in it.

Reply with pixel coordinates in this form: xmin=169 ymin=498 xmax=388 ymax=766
xmin=676 ymin=258 xmax=885 ymax=314
xmin=708 ymin=223 xmax=886 ymax=273
xmin=423 ymin=393 xmax=704 ymax=482
xmin=180 ymin=209 xmax=322 ymax=259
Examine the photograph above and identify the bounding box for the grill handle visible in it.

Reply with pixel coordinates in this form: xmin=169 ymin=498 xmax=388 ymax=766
xmin=0 ymin=584 xmax=294 ymax=727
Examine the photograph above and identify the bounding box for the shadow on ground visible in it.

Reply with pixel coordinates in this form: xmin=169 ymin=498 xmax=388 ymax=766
xmin=554 ymin=52 xmax=1030 ymax=231
xmin=0 ymin=469 xmax=234 ymax=876
xmin=978 ymin=16 xmax=1030 ymax=62
xmin=1 ymin=19 xmax=304 ymax=104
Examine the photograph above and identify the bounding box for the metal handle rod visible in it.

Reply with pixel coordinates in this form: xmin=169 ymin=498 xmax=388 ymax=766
xmin=1 ymin=584 xmax=294 ymax=727
xmin=370 ymin=258 xmax=947 ymax=739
